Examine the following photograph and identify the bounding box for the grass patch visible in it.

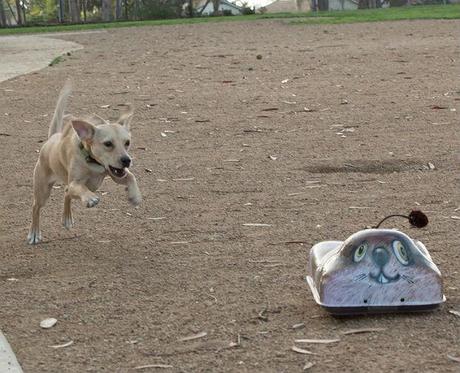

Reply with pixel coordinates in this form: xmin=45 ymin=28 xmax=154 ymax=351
xmin=0 ymin=4 xmax=458 ymax=35
xmin=290 ymin=4 xmax=460 ymax=25
xmin=48 ymin=55 xmax=64 ymax=66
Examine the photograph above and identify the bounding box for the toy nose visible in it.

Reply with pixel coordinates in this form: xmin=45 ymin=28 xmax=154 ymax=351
xmin=120 ymin=156 xmax=131 ymax=168
xmin=373 ymin=247 xmax=389 ymax=267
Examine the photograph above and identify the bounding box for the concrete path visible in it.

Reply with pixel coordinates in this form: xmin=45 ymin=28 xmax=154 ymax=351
xmin=0 ymin=332 xmax=22 ymax=372
xmin=0 ymin=34 xmax=84 ymax=83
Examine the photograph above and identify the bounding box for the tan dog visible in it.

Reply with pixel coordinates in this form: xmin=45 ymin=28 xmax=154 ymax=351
xmin=28 ymin=83 xmax=142 ymax=245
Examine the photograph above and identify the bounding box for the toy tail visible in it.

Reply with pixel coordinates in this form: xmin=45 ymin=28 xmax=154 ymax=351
xmin=48 ymin=81 xmax=72 ymax=138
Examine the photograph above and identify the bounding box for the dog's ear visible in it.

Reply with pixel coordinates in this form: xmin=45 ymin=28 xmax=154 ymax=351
xmin=117 ymin=103 xmax=134 ymax=130
xmin=72 ymin=120 xmax=96 ymax=141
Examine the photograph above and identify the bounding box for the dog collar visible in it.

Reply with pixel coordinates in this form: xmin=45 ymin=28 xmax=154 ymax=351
xmin=79 ymin=142 xmax=104 ymax=167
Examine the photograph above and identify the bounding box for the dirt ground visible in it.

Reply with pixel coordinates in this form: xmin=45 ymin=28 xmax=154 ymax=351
xmin=0 ymin=19 xmax=459 ymax=372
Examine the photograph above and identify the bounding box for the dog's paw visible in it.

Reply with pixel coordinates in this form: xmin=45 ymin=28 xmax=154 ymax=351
xmin=27 ymin=229 xmax=42 ymax=245
xmin=62 ymin=214 xmax=74 ymax=229
xmin=128 ymin=193 xmax=142 ymax=206
xmin=86 ymin=195 xmax=100 ymax=208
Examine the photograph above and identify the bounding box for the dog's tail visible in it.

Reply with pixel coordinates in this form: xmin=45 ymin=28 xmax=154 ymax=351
xmin=48 ymin=81 xmax=72 ymax=138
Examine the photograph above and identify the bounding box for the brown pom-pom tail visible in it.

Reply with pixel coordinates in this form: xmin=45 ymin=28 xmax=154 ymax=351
xmin=374 ymin=210 xmax=429 ymax=229
xmin=408 ymin=210 xmax=428 ymax=228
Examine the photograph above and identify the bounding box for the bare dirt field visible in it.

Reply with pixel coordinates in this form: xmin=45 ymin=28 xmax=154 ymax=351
xmin=0 ymin=19 xmax=459 ymax=372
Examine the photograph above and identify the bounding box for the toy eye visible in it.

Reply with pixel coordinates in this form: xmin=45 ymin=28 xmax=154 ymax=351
xmin=392 ymin=240 xmax=409 ymax=265
xmin=104 ymin=141 xmax=113 ymax=147
xmin=125 ymin=140 xmax=130 ymax=147
xmin=353 ymin=243 xmax=368 ymax=263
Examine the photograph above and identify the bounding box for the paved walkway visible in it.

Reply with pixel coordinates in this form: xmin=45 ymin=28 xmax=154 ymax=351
xmin=0 ymin=32 xmax=89 ymax=83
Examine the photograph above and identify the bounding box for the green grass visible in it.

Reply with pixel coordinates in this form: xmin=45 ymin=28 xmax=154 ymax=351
xmin=290 ymin=3 xmax=460 ymax=25
xmin=48 ymin=55 xmax=64 ymax=66
xmin=0 ymin=4 xmax=458 ymax=35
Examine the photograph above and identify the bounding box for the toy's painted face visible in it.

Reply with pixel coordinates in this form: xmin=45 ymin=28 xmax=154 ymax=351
xmin=350 ymin=237 xmax=412 ymax=285
xmin=319 ymin=230 xmax=442 ymax=307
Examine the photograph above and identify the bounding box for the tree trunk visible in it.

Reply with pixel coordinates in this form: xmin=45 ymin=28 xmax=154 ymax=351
xmin=57 ymin=0 xmax=64 ymax=22
xmin=115 ymin=0 xmax=122 ymax=19
xmin=358 ymin=0 xmax=368 ymax=8
xmin=211 ymin=0 xmax=219 ymax=15
xmin=68 ymin=0 xmax=80 ymax=22
xmin=82 ymin=0 xmax=87 ymax=21
xmin=0 ymin=0 xmax=7 ymax=27
xmin=101 ymin=0 xmax=112 ymax=21
xmin=317 ymin=0 xmax=328 ymax=11
xmin=15 ymin=0 xmax=23 ymax=25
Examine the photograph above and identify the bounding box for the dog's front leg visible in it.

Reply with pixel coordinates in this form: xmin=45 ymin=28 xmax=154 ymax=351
xmin=66 ymin=181 xmax=100 ymax=208
xmin=110 ymin=170 xmax=142 ymax=206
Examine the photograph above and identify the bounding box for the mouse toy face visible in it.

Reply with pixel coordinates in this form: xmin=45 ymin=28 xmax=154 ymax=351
xmin=307 ymin=229 xmax=444 ymax=313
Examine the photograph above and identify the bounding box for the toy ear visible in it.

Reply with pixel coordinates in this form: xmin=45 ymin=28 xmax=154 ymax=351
xmin=72 ymin=120 xmax=96 ymax=140
xmin=117 ymin=103 xmax=134 ymax=129
xmin=408 ymin=210 xmax=428 ymax=228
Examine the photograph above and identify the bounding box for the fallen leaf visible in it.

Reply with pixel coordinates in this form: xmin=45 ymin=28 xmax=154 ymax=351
xmin=295 ymin=338 xmax=340 ymax=344
xmin=134 ymin=364 xmax=173 ymax=370
xmin=258 ymin=308 xmax=268 ymax=321
xmin=145 ymin=168 xmax=153 ymax=173
xmin=178 ymin=331 xmax=207 ymax=342
xmin=40 ymin=318 xmax=57 ymax=329
xmin=291 ymin=346 xmax=316 ymax=355
xmin=269 ymin=155 xmax=277 ymax=160
xmin=50 ymin=340 xmax=74 ymax=349
xmin=427 ymin=162 xmax=435 ymax=170
xmin=450 ymin=216 xmax=460 ymax=220
xmin=303 ymin=362 xmax=315 ymax=370
xmin=281 ymin=79 xmax=289 ymax=84
xmin=160 ymin=132 xmax=167 ymax=137
xmin=292 ymin=323 xmax=305 ymax=329
xmin=100 ymin=104 xmax=110 ymax=109
xmin=431 ymin=105 xmax=448 ymax=110
xmin=261 ymin=107 xmax=279 ymax=111
xmin=242 ymin=223 xmax=272 ymax=227
xmin=449 ymin=310 xmax=460 ymax=317
xmin=342 ymin=328 xmax=385 ymax=335
xmin=447 ymin=355 xmax=460 ymax=363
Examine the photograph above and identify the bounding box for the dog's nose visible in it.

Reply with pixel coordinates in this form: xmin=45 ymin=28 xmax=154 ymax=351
xmin=372 ymin=247 xmax=389 ymax=267
xmin=120 ymin=156 xmax=131 ymax=168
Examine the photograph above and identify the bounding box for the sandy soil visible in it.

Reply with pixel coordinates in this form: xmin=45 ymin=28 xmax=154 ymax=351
xmin=0 ymin=19 xmax=459 ymax=373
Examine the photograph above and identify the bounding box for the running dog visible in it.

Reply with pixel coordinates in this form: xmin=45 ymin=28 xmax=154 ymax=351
xmin=28 ymin=83 xmax=141 ymax=244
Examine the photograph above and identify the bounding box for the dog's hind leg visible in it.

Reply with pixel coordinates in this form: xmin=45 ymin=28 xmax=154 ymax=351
xmin=62 ymin=192 xmax=74 ymax=229
xmin=28 ymin=162 xmax=54 ymax=245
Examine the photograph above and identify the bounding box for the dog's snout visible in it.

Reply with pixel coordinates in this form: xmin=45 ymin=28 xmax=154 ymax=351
xmin=120 ymin=156 xmax=131 ymax=168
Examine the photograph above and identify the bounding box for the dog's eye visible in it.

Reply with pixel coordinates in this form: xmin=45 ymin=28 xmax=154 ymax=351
xmin=104 ymin=141 xmax=113 ymax=148
xmin=125 ymin=140 xmax=130 ymax=147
